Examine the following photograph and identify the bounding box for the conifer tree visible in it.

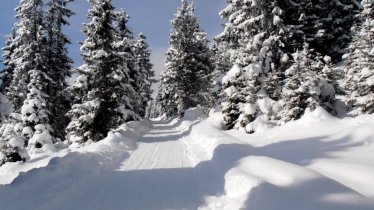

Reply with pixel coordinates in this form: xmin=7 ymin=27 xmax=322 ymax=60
xmin=133 ymin=33 xmax=155 ymax=117
xmin=221 ymin=64 xmax=256 ymax=130
xmin=157 ymin=71 xmax=178 ymax=117
xmin=158 ymin=0 xmax=213 ymax=116
xmin=0 ymin=113 xmax=29 ymax=166
xmin=343 ymin=0 xmax=374 ymax=115
xmin=211 ymin=41 xmax=232 ymax=105
xmin=45 ymin=0 xmax=74 ymax=140
xmin=113 ymin=10 xmax=140 ymax=118
xmin=278 ymin=50 xmax=307 ymax=123
xmin=217 ymin=0 xmax=287 ymax=130
xmin=67 ymin=0 xmax=136 ymax=143
xmin=1 ymin=28 xmax=18 ymax=92
xmin=0 ymin=0 xmax=57 ymax=162
xmin=283 ymin=0 xmax=361 ymax=61
xmin=6 ymin=0 xmax=45 ymax=112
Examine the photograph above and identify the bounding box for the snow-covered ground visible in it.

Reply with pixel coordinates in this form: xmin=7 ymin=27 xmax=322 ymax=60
xmin=0 ymin=108 xmax=373 ymax=210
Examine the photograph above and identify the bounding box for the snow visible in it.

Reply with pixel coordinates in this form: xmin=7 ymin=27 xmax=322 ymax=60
xmin=0 ymin=108 xmax=374 ymax=209
xmin=222 ymin=64 xmax=241 ymax=85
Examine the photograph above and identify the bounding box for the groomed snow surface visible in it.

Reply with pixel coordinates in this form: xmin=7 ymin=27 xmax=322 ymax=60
xmin=0 ymin=108 xmax=374 ymax=210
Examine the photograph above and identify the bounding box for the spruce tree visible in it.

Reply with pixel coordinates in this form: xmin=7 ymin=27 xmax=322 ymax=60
xmin=278 ymin=50 xmax=307 ymax=123
xmin=67 ymin=0 xmax=136 ymax=144
xmin=133 ymin=33 xmax=155 ymax=117
xmin=343 ymin=0 xmax=374 ymax=115
xmin=158 ymin=0 xmax=213 ymax=116
xmin=0 ymin=0 xmax=58 ymax=162
xmin=113 ymin=10 xmax=140 ymax=118
xmin=45 ymin=0 xmax=74 ymax=140
xmin=217 ymin=0 xmax=287 ymax=130
xmin=6 ymin=0 xmax=46 ymax=112
xmin=0 ymin=113 xmax=29 ymax=166
xmin=211 ymin=41 xmax=232 ymax=105
xmin=156 ymin=71 xmax=178 ymax=117
xmin=283 ymin=0 xmax=361 ymax=62
xmin=1 ymin=27 xmax=18 ymax=92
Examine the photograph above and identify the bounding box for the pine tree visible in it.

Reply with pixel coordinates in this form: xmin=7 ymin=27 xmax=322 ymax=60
xmin=45 ymin=0 xmax=74 ymax=140
xmin=21 ymin=69 xmax=54 ymax=150
xmin=113 ymin=10 xmax=140 ymax=118
xmin=211 ymin=41 xmax=232 ymax=105
xmin=279 ymin=44 xmax=329 ymax=123
xmin=1 ymin=27 xmax=18 ymax=92
xmin=133 ymin=33 xmax=155 ymax=117
xmin=156 ymin=70 xmax=178 ymax=117
xmin=221 ymin=64 xmax=257 ymax=130
xmin=0 ymin=113 xmax=29 ymax=166
xmin=278 ymin=50 xmax=306 ymax=123
xmin=67 ymin=0 xmax=136 ymax=144
xmin=217 ymin=0 xmax=287 ymax=130
xmin=283 ymin=0 xmax=361 ymax=62
xmin=0 ymin=0 xmax=55 ymax=163
xmin=5 ymin=0 xmax=46 ymax=112
xmin=343 ymin=0 xmax=374 ymax=115
xmin=159 ymin=0 xmax=213 ymax=116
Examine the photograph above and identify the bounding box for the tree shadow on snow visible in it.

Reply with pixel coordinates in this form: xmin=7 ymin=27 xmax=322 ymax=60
xmin=138 ymin=120 xmax=202 ymax=143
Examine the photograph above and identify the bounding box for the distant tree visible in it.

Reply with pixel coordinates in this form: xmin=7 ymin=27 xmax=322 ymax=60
xmin=133 ymin=33 xmax=155 ymax=117
xmin=158 ymin=0 xmax=213 ymax=117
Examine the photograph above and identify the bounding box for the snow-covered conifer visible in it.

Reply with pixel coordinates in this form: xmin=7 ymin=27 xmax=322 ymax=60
xmin=278 ymin=51 xmax=306 ymax=123
xmin=343 ymin=0 xmax=374 ymax=115
xmin=67 ymin=0 xmax=136 ymax=143
xmin=21 ymin=69 xmax=54 ymax=149
xmin=133 ymin=33 xmax=155 ymax=117
xmin=221 ymin=65 xmax=257 ymax=130
xmin=217 ymin=0 xmax=287 ymax=130
xmin=0 ymin=113 xmax=29 ymax=166
xmin=211 ymin=41 xmax=232 ymax=105
xmin=158 ymin=0 xmax=213 ymax=116
xmin=45 ymin=0 xmax=74 ymax=140
xmin=1 ymin=28 xmax=18 ymax=92
xmin=113 ymin=10 xmax=140 ymax=119
xmin=284 ymin=0 xmax=361 ymax=61
xmin=6 ymin=0 xmax=45 ymax=112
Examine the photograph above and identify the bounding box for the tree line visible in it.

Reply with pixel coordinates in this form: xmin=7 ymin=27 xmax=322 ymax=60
xmin=153 ymin=0 xmax=373 ymax=133
xmin=0 ymin=0 xmax=154 ymax=165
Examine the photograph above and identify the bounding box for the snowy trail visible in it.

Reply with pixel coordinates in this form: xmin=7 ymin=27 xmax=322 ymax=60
xmin=0 ymin=117 xmax=206 ymax=210
xmin=119 ymin=120 xmax=192 ymax=171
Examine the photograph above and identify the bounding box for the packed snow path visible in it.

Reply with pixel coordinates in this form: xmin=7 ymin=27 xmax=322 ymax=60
xmin=119 ymin=119 xmax=193 ymax=171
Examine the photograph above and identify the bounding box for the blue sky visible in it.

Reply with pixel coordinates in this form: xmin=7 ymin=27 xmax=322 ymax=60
xmin=0 ymin=0 xmax=227 ymax=80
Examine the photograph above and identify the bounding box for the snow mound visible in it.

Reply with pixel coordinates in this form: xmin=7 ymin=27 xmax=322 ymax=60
xmin=185 ymin=108 xmax=374 ymax=209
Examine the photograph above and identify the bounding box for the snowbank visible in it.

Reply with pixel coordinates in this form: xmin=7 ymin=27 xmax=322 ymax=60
xmin=184 ymin=107 xmax=374 ymax=210
xmin=0 ymin=120 xmax=151 ymax=186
